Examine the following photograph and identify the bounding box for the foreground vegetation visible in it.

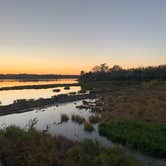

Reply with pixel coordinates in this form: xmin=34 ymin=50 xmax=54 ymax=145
xmin=99 ymin=121 xmax=166 ymax=157
xmin=0 ymin=126 xmax=142 ymax=166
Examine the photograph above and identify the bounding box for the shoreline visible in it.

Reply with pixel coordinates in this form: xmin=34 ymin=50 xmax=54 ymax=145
xmin=0 ymin=93 xmax=96 ymax=116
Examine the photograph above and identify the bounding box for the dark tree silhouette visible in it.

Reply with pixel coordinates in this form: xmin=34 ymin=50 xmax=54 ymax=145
xmin=80 ymin=64 xmax=166 ymax=81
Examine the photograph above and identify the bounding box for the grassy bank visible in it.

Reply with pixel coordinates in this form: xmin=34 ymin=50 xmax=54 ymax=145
xmin=99 ymin=121 xmax=166 ymax=157
xmin=0 ymin=126 xmax=141 ymax=166
xmin=0 ymin=93 xmax=95 ymax=116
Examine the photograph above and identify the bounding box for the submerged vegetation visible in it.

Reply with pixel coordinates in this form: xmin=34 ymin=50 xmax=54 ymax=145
xmin=99 ymin=121 xmax=166 ymax=157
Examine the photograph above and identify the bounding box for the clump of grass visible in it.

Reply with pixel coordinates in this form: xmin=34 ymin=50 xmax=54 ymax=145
xmin=84 ymin=121 xmax=94 ymax=132
xmin=99 ymin=120 xmax=166 ymax=157
xmin=53 ymin=89 xmax=61 ymax=92
xmin=61 ymin=114 xmax=69 ymax=123
xmin=64 ymin=86 xmax=70 ymax=90
xmin=89 ymin=115 xmax=101 ymax=124
xmin=71 ymin=115 xmax=85 ymax=124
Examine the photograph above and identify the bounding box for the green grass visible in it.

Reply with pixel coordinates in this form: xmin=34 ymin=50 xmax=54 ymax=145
xmin=99 ymin=120 xmax=166 ymax=157
xmin=71 ymin=115 xmax=85 ymax=124
xmin=0 ymin=126 xmax=142 ymax=166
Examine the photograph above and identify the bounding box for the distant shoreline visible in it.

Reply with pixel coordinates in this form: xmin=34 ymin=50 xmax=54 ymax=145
xmin=0 ymin=74 xmax=79 ymax=80
xmin=0 ymin=83 xmax=79 ymax=91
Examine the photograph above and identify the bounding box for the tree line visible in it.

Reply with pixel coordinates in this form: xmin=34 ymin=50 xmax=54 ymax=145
xmin=80 ymin=64 xmax=166 ymax=81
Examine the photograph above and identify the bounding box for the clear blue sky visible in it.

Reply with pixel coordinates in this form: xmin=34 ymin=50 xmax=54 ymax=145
xmin=0 ymin=0 xmax=165 ymax=74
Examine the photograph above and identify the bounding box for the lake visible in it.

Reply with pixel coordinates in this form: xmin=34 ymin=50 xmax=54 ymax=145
xmin=0 ymin=79 xmax=80 ymax=105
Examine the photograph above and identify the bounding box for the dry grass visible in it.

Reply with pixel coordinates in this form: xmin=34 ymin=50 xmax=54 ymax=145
xmin=96 ymin=89 xmax=166 ymax=122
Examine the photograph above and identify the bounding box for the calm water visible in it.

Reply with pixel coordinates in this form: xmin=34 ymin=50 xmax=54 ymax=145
xmin=0 ymin=79 xmax=80 ymax=105
xmin=0 ymin=86 xmax=80 ymax=105
xmin=0 ymin=79 xmax=77 ymax=88
xmin=0 ymin=100 xmax=111 ymax=145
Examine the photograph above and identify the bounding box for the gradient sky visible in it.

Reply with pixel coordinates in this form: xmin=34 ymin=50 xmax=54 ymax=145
xmin=0 ymin=0 xmax=165 ymax=74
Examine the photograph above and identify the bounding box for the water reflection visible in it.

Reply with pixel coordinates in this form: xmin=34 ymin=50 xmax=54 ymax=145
xmin=0 ymin=79 xmax=77 ymax=88
xmin=0 ymin=100 xmax=111 ymax=146
xmin=0 ymin=86 xmax=81 ymax=105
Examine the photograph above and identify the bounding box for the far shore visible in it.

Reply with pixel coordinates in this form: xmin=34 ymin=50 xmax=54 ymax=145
xmin=0 ymin=83 xmax=79 ymax=91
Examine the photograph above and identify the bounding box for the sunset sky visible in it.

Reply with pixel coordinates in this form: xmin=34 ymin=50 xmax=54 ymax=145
xmin=0 ymin=0 xmax=165 ymax=74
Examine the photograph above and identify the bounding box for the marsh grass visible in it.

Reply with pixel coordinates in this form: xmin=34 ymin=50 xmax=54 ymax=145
xmin=99 ymin=120 xmax=166 ymax=157
xmin=84 ymin=121 xmax=94 ymax=132
xmin=61 ymin=114 xmax=69 ymax=123
xmin=71 ymin=115 xmax=85 ymax=124
xmin=89 ymin=115 xmax=101 ymax=124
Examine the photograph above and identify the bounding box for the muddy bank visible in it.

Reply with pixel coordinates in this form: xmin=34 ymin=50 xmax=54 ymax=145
xmin=0 ymin=93 xmax=96 ymax=116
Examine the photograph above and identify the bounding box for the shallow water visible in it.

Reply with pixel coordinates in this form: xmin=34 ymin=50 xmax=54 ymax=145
xmin=0 ymin=100 xmax=111 ymax=145
xmin=0 ymin=100 xmax=165 ymax=166
xmin=0 ymin=79 xmax=77 ymax=88
xmin=0 ymin=86 xmax=80 ymax=105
